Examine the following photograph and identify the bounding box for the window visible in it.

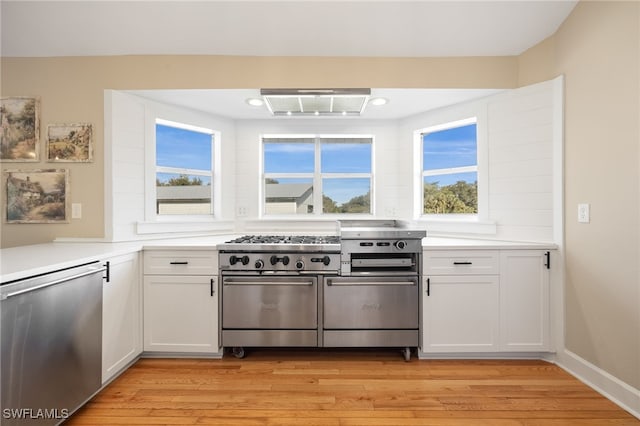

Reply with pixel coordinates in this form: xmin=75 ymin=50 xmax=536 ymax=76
xmin=263 ymin=136 xmax=372 ymax=215
xmin=155 ymin=119 xmax=214 ymax=216
xmin=421 ymin=119 xmax=478 ymax=215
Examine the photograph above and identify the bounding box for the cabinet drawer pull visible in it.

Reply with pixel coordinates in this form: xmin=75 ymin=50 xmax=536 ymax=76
xmin=169 ymin=261 xmax=189 ymax=265
xmin=426 ymin=277 xmax=430 ymax=296
xmin=453 ymin=261 xmax=472 ymax=265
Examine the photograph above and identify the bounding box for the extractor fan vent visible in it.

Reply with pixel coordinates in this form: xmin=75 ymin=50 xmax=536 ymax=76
xmin=261 ymin=88 xmax=371 ymax=116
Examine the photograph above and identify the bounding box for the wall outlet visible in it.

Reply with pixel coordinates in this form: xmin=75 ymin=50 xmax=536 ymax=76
xmin=577 ymin=203 xmax=590 ymax=223
xmin=237 ymin=206 xmax=248 ymax=217
xmin=71 ymin=203 xmax=82 ymax=219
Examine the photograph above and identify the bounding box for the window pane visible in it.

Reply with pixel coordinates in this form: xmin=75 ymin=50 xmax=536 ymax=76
xmin=323 ymin=178 xmax=370 ymax=213
xmin=156 ymin=124 xmax=212 ymax=170
xmin=321 ymin=142 xmax=371 ymax=173
xmin=423 ymin=123 xmax=476 ymax=171
xmin=423 ymin=173 xmax=477 ymax=214
xmin=264 ymin=142 xmax=314 ymax=173
xmin=156 ymin=173 xmax=212 ymax=215
xmin=265 ymin=178 xmax=314 ymax=215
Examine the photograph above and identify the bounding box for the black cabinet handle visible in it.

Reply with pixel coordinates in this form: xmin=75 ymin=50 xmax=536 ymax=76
xmin=426 ymin=277 xmax=430 ymax=296
xmin=169 ymin=261 xmax=189 ymax=265
xmin=210 ymin=278 xmax=215 ymax=296
xmin=103 ymin=261 xmax=110 ymax=283
xmin=544 ymin=251 xmax=551 ymax=269
xmin=453 ymin=261 xmax=472 ymax=265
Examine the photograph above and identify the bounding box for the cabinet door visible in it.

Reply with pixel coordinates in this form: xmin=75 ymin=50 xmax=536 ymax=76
xmin=499 ymin=250 xmax=550 ymax=351
xmin=144 ymin=275 xmax=219 ymax=353
xmin=422 ymin=275 xmax=499 ymax=353
xmin=102 ymin=252 xmax=142 ymax=383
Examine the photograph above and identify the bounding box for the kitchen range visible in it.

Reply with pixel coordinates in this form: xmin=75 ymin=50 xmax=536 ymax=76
xmin=218 ymin=220 xmax=426 ymax=361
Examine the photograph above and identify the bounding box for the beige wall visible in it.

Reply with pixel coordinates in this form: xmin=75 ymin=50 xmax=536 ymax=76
xmin=555 ymin=0 xmax=640 ymax=390
xmin=0 ymin=56 xmax=517 ymax=247
xmin=520 ymin=1 xmax=640 ymax=390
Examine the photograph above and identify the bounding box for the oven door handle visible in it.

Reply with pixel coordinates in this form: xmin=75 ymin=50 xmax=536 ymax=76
xmin=223 ymin=279 xmax=315 ymax=286
xmin=326 ymin=279 xmax=417 ymax=286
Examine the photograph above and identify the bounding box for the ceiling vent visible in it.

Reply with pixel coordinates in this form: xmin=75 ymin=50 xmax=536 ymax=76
xmin=260 ymin=88 xmax=371 ymax=116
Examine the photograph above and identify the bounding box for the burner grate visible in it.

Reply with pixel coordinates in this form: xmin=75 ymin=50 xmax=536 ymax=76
xmin=225 ymin=235 xmax=340 ymax=245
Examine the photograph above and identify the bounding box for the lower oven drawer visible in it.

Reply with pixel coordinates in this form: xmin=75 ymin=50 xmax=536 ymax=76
xmin=223 ymin=276 xmax=317 ymax=329
xmin=323 ymin=276 xmax=418 ymax=329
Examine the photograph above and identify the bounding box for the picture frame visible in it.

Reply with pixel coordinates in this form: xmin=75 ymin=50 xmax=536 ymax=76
xmin=46 ymin=123 xmax=93 ymax=162
xmin=0 ymin=97 xmax=40 ymax=162
xmin=4 ymin=169 xmax=69 ymax=223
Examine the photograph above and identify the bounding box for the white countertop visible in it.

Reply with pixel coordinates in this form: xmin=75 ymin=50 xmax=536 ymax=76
xmin=1 ymin=234 xmax=556 ymax=283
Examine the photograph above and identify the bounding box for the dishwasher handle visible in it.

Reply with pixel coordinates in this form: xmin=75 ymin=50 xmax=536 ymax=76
xmin=2 ymin=265 xmax=107 ymax=300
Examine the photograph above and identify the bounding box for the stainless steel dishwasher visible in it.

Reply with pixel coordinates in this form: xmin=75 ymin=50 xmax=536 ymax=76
xmin=1 ymin=261 xmax=107 ymax=426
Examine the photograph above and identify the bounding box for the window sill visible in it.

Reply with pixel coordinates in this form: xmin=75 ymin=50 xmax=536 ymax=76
xmin=137 ymin=219 xmax=235 ymax=235
xmin=418 ymin=216 xmax=496 ymax=236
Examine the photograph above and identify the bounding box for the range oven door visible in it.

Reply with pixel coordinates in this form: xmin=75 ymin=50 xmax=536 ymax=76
xmin=322 ymin=276 xmax=419 ymax=347
xmin=222 ymin=275 xmax=319 ymax=347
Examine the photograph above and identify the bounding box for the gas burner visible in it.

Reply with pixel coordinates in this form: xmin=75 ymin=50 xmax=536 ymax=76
xmin=224 ymin=235 xmax=340 ymax=245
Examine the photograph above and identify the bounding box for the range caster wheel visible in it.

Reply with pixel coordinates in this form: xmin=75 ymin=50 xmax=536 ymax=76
xmin=402 ymin=347 xmax=411 ymax=362
xmin=232 ymin=347 xmax=246 ymax=359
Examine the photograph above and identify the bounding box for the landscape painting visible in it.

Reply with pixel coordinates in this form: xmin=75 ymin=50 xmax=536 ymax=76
xmin=5 ymin=169 xmax=69 ymax=223
xmin=0 ymin=97 xmax=40 ymax=161
xmin=47 ymin=123 xmax=93 ymax=162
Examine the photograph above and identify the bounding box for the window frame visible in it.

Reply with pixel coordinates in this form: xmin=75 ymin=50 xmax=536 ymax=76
xmin=261 ymin=134 xmax=374 ymax=217
xmin=414 ymin=116 xmax=488 ymax=223
xmin=144 ymin=117 xmax=222 ymax=224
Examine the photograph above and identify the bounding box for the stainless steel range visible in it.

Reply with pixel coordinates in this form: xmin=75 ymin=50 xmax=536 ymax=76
xmin=218 ymin=221 xmax=425 ymax=361
xmin=219 ymin=235 xmax=340 ymax=358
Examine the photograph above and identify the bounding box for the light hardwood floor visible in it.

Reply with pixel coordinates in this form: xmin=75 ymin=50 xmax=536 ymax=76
xmin=67 ymin=349 xmax=639 ymax=425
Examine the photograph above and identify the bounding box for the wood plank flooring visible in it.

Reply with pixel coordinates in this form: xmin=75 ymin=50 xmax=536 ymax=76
xmin=67 ymin=349 xmax=640 ymax=425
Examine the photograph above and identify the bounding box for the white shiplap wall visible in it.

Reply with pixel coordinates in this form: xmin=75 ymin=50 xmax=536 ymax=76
xmin=105 ymin=90 xmax=236 ymax=242
xmin=487 ymin=79 xmax=558 ymax=242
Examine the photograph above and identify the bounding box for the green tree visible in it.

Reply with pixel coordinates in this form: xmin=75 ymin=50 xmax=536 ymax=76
xmin=339 ymin=191 xmax=370 ymax=213
xmin=157 ymin=174 xmax=203 ymax=186
xmin=424 ymin=181 xmax=477 ymax=214
xmin=323 ymin=195 xmax=339 ymax=213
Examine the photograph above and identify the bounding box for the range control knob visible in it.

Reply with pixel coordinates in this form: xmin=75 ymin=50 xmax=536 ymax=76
xmin=282 ymin=256 xmax=290 ymax=266
xmin=229 ymin=255 xmax=239 ymax=265
xmin=322 ymin=255 xmax=331 ymax=266
xmin=294 ymin=259 xmax=305 ymax=270
xmin=254 ymin=259 xmax=264 ymax=269
xmin=241 ymin=255 xmax=250 ymax=265
xmin=394 ymin=240 xmax=407 ymax=250
xmin=270 ymin=255 xmax=278 ymax=265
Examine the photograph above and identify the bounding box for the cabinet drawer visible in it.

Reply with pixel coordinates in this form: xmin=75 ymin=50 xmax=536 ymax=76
xmin=144 ymin=250 xmax=217 ymax=275
xmin=424 ymin=250 xmax=499 ymax=275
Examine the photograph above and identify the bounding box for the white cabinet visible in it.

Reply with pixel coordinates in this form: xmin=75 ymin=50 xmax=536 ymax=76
xmin=499 ymin=250 xmax=550 ymax=352
xmin=422 ymin=248 xmax=552 ymax=355
xmin=422 ymin=251 xmax=500 ymax=353
xmin=143 ymin=250 xmax=219 ymax=354
xmin=102 ymin=252 xmax=142 ymax=383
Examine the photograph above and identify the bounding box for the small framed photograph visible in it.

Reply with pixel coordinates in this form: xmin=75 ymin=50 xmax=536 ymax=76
xmin=4 ymin=169 xmax=69 ymax=223
xmin=47 ymin=123 xmax=93 ymax=162
xmin=0 ymin=97 xmax=40 ymax=162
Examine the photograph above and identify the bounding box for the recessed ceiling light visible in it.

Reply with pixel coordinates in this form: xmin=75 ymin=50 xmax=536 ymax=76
xmin=246 ymin=98 xmax=264 ymax=107
xmin=369 ymin=97 xmax=388 ymax=106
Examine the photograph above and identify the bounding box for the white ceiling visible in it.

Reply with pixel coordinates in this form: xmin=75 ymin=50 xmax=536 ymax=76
xmin=1 ymin=1 xmax=577 ymax=58
xmin=2 ymin=1 xmax=575 ymax=119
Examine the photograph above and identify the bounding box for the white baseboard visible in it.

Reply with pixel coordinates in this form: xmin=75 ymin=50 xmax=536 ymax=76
xmin=555 ymin=349 xmax=640 ymax=419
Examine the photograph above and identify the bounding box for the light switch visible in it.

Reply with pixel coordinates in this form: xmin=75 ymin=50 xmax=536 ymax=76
xmin=577 ymin=203 xmax=590 ymax=223
xmin=72 ymin=203 xmax=82 ymax=219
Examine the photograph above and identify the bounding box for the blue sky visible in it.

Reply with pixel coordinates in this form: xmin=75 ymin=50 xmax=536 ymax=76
xmin=156 ymin=124 xmax=213 ymax=185
xmin=422 ymin=123 xmax=477 ymax=186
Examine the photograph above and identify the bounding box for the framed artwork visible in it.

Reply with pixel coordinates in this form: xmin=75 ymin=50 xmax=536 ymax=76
xmin=47 ymin=123 xmax=93 ymax=162
xmin=0 ymin=97 xmax=40 ymax=162
xmin=4 ymin=169 xmax=69 ymax=223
